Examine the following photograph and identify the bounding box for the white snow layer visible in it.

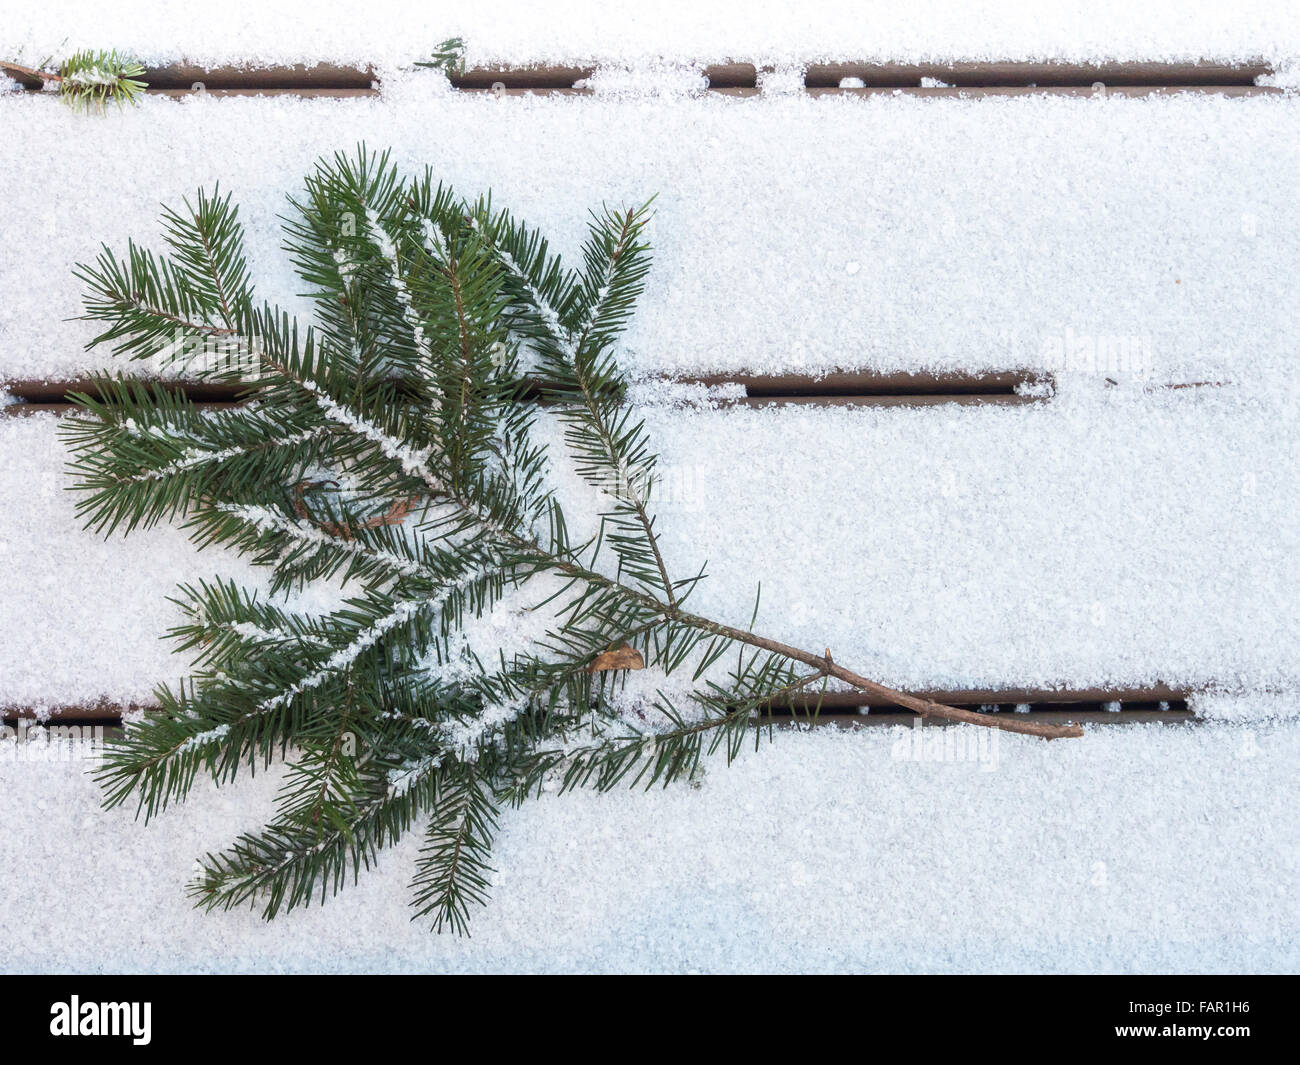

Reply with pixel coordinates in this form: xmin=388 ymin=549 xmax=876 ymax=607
xmin=2 ymin=384 xmax=1297 ymax=710
xmin=2 ymin=0 xmax=1299 ymax=68
xmin=2 ymin=21 xmax=1298 ymax=974
xmin=2 ymin=90 xmax=1299 ymax=382
xmin=1 ymin=721 xmax=1296 ymax=973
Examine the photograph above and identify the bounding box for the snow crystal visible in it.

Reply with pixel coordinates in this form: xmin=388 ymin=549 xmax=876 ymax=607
xmin=219 ymin=502 xmax=431 ymax=580
xmin=363 ymin=207 xmax=435 ymax=364
xmin=123 ymin=424 xmax=329 ymax=483
xmin=757 ymin=66 xmax=805 ymax=95
xmin=175 ymin=723 xmax=230 ymax=754
xmin=1191 ymin=691 xmax=1300 ymax=722
xmin=1255 ymin=62 xmax=1300 ymax=90
xmin=386 ymin=753 xmax=441 ymax=796
xmin=587 ymin=62 xmax=709 ymax=97
xmin=294 ymin=378 xmax=441 ymax=486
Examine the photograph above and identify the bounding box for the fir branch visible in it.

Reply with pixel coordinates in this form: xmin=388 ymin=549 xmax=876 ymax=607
xmin=415 ymin=38 xmax=468 ymax=79
xmin=69 ymin=146 xmax=1080 ymax=938
xmin=160 ymin=186 xmax=253 ymax=330
xmin=192 ymin=753 xmax=440 ymax=918
xmin=409 ymin=766 xmax=499 ymax=934
xmin=3 ymin=51 xmax=147 ymax=109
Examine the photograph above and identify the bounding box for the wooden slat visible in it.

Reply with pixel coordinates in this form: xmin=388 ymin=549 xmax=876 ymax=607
xmin=4 ymin=378 xmax=245 ymax=404
xmin=704 ymin=63 xmax=759 ymax=88
xmin=134 ymin=58 xmax=1270 ymax=91
xmin=682 ymin=370 xmax=1039 ymax=395
xmin=725 ymin=393 xmax=1039 ymax=408
xmin=3 ymin=60 xmax=1278 ymax=101
xmin=2 ymin=700 xmax=152 ymax=723
xmin=6 ymin=86 xmax=1280 ymax=102
xmin=683 ymin=369 xmax=1043 ymax=407
xmin=137 ymin=85 xmax=1284 ymax=101
xmin=141 ymin=62 xmax=373 ymax=89
xmin=3 ymin=709 xmax=1196 ymax=730
xmin=1 ymin=394 xmax=1036 ymax=416
xmin=2 ymin=370 xmax=1234 ymax=413
xmin=149 ymin=87 xmax=377 ymax=99
xmin=2 ymin=689 xmax=1191 ymax=726
xmin=804 ymin=85 xmax=1279 ymax=98
xmin=450 ymin=63 xmax=755 ymax=91
xmin=802 ymin=59 xmax=1271 ymax=87
xmin=770 ymin=684 xmax=1187 ymax=710
xmin=2 ymin=370 xmax=1047 ymax=415
xmin=451 ymin=65 xmax=594 ymax=90
xmin=782 ymin=707 xmax=1195 ymax=728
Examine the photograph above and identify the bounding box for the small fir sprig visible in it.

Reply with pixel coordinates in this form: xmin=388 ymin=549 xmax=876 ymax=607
xmin=2 ymin=50 xmax=147 ymax=109
xmin=65 ymin=146 xmax=1079 ymax=935
xmin=415 ymin=37 xmax=468 ymax=79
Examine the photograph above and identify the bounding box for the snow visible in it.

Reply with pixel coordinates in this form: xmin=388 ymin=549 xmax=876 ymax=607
xmin=2 ymin=720 xmax=1296 ymax=972
xmin=2 ymin=6 xmax=1298 ymax=973
xmin=3 ymin=383 xmax=1297 ymax=711
xmin=2 ymin=1 xmax=1299 ymax=69
xmin=3 ymin=90 xmax=1300 ymax=382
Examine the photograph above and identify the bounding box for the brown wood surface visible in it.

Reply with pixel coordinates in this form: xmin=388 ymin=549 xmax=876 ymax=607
xmin=682 ymin=370 xmax=1039 ymax=395
xmin=4 ymin=60 xmax=1278 ymax=99
xmin=3 ymin=688 xmax=1191 ymax=725
xmin=806 ymin=85 xmax=1279 ymax=98
xmin=802 ymin=59 xmax=1271 ymax=87
xmin=723 ymin=393 xmax=1040 ymax=408
xmin=771 ymin=683 xmax=1187 ymax=709
xmin=3 ymin=371 xmax=1045 ymax=414
xmin=452 ymin=65 xmax=594 ymax=89
xmin=782 ymin=707 xmax=1195 ymax=728
xmin=3 ymin=378 xmax=246 ymax=403
xmin=142 ymin=62 xmax=373 ymax=88
xmin=148 ymin=87 xmax=378 ymax=99
xmin=144 ymin=85 xmax=1280 ymax=100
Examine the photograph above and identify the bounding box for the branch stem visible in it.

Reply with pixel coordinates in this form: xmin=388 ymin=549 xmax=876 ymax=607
xmin=0 ymin=61 xmax=56 ymax=87
xmin=524 ymin=542 xmax=1082 ymax=740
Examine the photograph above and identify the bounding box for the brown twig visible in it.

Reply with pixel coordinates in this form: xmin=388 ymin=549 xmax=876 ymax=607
xmin=676 ymin=609 xmax=1082 ymax=740
xmin=1 ymin=61 xmax=56 ymax=88
xmin=291 ymin=481 xmax=420 ymax=541
xmin=531 ymin=548 xmax=1083 ymax=741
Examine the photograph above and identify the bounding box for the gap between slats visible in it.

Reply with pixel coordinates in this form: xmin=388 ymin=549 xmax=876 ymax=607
xmin=2 ymin=370 xmax=1046 ymax=415
xmin=2 ymin=690 xmax=1193 ymax=728
xmin=2 ymin=371 xmax=1230 ymax=414
xmin=2 ymin=59 xmax=1283 ymax=99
